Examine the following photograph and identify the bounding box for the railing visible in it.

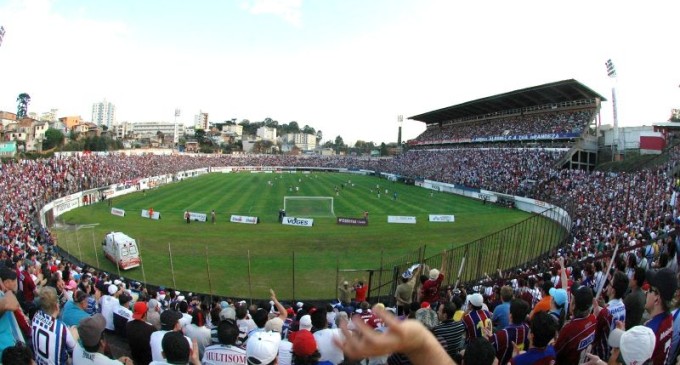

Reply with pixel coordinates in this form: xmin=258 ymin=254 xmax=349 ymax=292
xmin=367 ymin=206 xmax=571 ymax=305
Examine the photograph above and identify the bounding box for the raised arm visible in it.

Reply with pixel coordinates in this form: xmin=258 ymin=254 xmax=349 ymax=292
xmin=270 ymin=289 xmax=287 ymax=321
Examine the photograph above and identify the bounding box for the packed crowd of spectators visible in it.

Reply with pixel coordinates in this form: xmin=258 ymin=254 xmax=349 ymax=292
xmin=0 ymin=126 xmax=679 ymax=363
xmin=411 ymin=109 xmax=593 ymax=145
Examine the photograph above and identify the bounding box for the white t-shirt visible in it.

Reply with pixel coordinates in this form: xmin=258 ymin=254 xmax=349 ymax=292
xmin=184 ymin=324 xmax=211 ymax=358
xmin=202 ymin=344 xmax=247 ymax=365
xmin=100 ymin=295 xmax=118 ymax=331
xmin=314 ymin=328 xmax=344 ymax=365
xmin=72 ymin=342 xmax=123 ymax=365
xmin=277 ymin=339 xmax=293 ymax=365
xmin=149 ymin=330 xmax=193 ymax=362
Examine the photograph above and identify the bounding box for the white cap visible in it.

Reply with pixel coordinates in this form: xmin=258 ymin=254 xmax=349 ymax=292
xmin=299 ymin=314 xmax=312 ymax=330
xmin=469 ymin=293 xmax=484 ymax=307
xmin=108 ymin=284 xmax=118 ymax=295
xmin=609 ymin=326 xmax=655 ymax=365
xmin=246 ymin=331 xmax=281 ymax=365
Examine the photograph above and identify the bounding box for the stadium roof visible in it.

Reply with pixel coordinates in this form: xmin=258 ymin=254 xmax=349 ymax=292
xmin=409 ymin=79 xmax=607 ymax=124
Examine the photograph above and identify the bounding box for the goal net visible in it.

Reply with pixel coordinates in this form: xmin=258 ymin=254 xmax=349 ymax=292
xmin=283 ymin=196 xmax=335 ymax=217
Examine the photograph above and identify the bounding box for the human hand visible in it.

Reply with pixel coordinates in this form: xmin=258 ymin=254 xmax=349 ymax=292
xmin=270 ymin=288 xmax=277 ymax=301
xmin=583 ymin=353 xmax=607 ymax=365
xmin=189 ymin=339 xmax=200 ymax=365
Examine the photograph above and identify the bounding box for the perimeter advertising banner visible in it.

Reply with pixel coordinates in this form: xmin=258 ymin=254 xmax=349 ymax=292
xmin=187 ymin=212 xmax=207 ymax=222
xmin=282 ymin=217 xmax=314 ymax=227
xmin=230 ymin=215 xmax=259 ymax=224
xmin=387 ymin=216 xmax=416 ymax=224
xmin=429 ymin=215 xmax=455 ymax=222
xmin=111 ymin=208 xmax=126 ymax=217
xmin=336 ymin=217 xmax=368 ymax=226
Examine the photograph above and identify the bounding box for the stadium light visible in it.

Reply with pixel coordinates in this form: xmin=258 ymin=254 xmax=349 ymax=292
xmin=605 ymin=59 xmax=620 ymax=156
xmin=397 ymin=115 xmax=403 ymax=149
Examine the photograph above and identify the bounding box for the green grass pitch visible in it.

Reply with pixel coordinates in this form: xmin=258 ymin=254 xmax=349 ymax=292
xmin=55 ymin=172 xmax=547 ymax=300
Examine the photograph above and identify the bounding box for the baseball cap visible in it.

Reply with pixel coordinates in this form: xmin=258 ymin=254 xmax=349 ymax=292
xmin=429 ymin=269 xmax=440 ymax=280
xmin=549 ymin=288 xmax=568 ymax=308
xmin=78 ymin=314 xmax=106 ymax=348
xmin=108 ymin=284 xmax=118 ymax=295
xmin=265 ymin=317 xmax=283 ymax=333
xmin=469 ymin=293 xmax=484 ymax=307
xmin=160 ymin=309 xmax=183 ymax=330
xmin=247 ymin=331 xmax=281 ymax=365
xmin=292 ymin=329 xmax=318 ymax=357
xmin=608 ymin=326 xmax=655 ymax=364
xmin=132 ymin=301 xmax=148 ymax=320
xmin=299 ymin=314 xmax=312 ymax=330
xmin=219 ymin=307 xmax=236 ymax=321
xmin=420 ymin=301 xmax=431 ymax=309
xmin=646 ymin=268 xmax=678 ymax=302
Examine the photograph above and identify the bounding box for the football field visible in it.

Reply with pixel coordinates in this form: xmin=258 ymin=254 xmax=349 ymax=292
xmin=55 ymin=172 xmax=552 ymax=300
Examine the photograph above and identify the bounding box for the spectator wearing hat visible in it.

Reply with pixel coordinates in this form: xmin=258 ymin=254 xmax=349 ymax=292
xmin=235 ymin=304 xmax=256 ymax=346
xmin=490 ymin=299 xmax=530 ymax=365
xmin=150 ymin=331 xmax=200 ymax=365
xmin=31 ymin=286 xmax=77 ymax=365
xmin=554 ymin=285 xmax=596 ymax=365
xmin=73 ymin=313 xmax=133 ymax=365
xmin=211 ymin=306 xmax=236 ymax=345
xmin=292 ymin=329 xmax=332 ymax=365
xmin=246 ymin=331 xmax=281 ymax=365
xmin=127 ymin=301 xmax=155 ymax=365
xmin=592 ymin=271 xmax=628 ymax=361
xmin=644 ymin=268 xmax=677 ymax=365
xmin=0 ymin=267 xmax=26 ymax=355
xmin=510 ymin=311 xmax=557 ymax=365
xmin=462 ymin=293 xmax=492 ymax=344
xmin=395 ymin=266 xmax=420 ymax=316
xmin=265 ymin=317 xmax=292 ymax=365
xmin=202 ymin=319 xmax=247 ymax=365
xmin=548 ymin=288 xmax=568 ymax=330
xmin=337 ymin=281 xmax=352 ymax=307
xmin=584 ymin=325 xmax=656 ymax=365
xmin=101 ymin=283 xmax=120 ymax=331
xmin=113 ymin=292 xmax=133 ymax=338
xmin=62 ymin=290 xmax=91 ymax=327
xmin=420 ymin=253 xmax=447 ymax=310
xmin=150 ymin=309 xmax=193 ymax=363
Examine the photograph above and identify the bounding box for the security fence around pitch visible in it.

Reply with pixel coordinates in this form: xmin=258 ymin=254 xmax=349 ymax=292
xmin=365 ymin=205 xmax=571 ymax=305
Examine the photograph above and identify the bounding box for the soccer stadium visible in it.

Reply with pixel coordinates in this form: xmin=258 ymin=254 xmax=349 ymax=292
xmin=4 ymin=77 xmax=680 ymax=362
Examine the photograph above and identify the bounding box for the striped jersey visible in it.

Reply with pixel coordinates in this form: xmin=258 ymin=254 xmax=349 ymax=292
xmin=490 ymin=323 xmax=531 ymax=365
xmin=433 ymin=320 xmax=466 ymax=358
xmin=646 ymin=311 xmax=673 ymax=365
xmin=31 ymin=310 xmax=76 ymax=365
xmin=554 ymin=314 xmax=596 ymax=365
xmin=593 ymin=298 xmax=626 ymax=360
xmin=462 ymin=309 xmax=493 ymax=343
xmin=510 ymin=346 xmax=556 ymax=365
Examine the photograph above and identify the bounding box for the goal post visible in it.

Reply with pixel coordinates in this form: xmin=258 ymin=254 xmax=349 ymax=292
xmin=283 ymin=196 xmax=335 ymax=217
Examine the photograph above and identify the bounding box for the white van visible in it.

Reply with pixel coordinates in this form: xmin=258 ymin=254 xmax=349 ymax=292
xmin=102 ymin=232 xmax=141 ymax=270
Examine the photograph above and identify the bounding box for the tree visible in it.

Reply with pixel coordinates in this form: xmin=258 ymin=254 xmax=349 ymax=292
xmin=194 ymin=129 xmax=206 ymax=142
xmin=264 ymin=118 xmax=278 ymax=128
xmin=334 ymin=135 xmax=346 ymax=153
xmin=287 ymin=121 xmax=300 ymax=133
xmin=316 ymin=130 xmax=323 ymax=144
xmin=16 ymin=93 xmax=31 ymax=119
xmin=302 ymin=125 xmax=315 ymax=135
xmin=42 ymin=128 xmax=65 ymax=150
xmin=322 ymin=140 xmax=334 ymax=149
xmin=380 ymin=142 xmax=389 ymax=156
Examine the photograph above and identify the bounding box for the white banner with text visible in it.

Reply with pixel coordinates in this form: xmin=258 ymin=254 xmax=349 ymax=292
xmin=282 ymin=217 xmax=314 ymax=227
xmin=429 ymin=214 xmax=455 ymax=222
xmin=387 ymin=216 xmax=417 ymax=224
xmin=230 ymin=215 xmax=259 ymax=224
xmin=110 ymin=208 xmax=126 ymax=217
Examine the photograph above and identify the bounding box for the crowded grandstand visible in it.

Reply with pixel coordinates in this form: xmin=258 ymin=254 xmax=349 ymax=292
xmin=1 ymin=79 xmax=679 ymax=364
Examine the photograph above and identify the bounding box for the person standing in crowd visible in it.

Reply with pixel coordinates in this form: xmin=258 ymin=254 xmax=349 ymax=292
xmin=492 ymin=285 xmax=513 ymax=331
xmin=353 ymin=279 xmax=368 ymax=304
xmin=433 ymin=301 xmax=466 ymax=359
xmin=624 ymin=267 xmax=646 ymax=329
xmin=644 ymin=268 xmax=677 ymax=365
xmin=31 ymin=286 xmax=77 ymax=365
xmin=202 ymin=319 xmax=246 ymax=365
xmin=394 ymin=266 xmax=420 ymax=316
xmin=126 ymin=301 xmax=155 ymax=365
xmin=490 ymin=299 xmax=530 ymax=365
xmin=73 ymin=314 xmax=133 ymax=365
xmin=462 ymin=293 xmax=493 ymax=344
xmin=592 ymin=271 xmax=628 ymax=361
xmin=420 ymin=252 xmax=447 ymax=310
xmin=337 ymin=280 xmax=352 ymax=308
xmin=0 ymin=268 xmax=25 ymax=355
xmin=510 ymin=311 xmax=557 ymax=365
xmin=62 ymin=290 xmax=91 ymax=327
xmin=554 ymin=285 xmax=596 ymax=365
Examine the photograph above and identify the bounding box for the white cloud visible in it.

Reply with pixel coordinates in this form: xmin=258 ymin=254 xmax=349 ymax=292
xmin=241 ymin=0 xmax=303 ymax=27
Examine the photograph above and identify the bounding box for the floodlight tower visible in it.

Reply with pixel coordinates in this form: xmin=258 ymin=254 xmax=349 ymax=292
xmin=605 ymin=59 xmax=620 ymax=157
xmin=397 ymin=115 xmax=403 ymax=153
xmin=173 ymin=108 xmax=181 ymax=146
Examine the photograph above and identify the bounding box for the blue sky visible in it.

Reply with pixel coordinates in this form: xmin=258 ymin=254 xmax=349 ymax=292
xmin=0 ymin=0 xmax=679 ymax=144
